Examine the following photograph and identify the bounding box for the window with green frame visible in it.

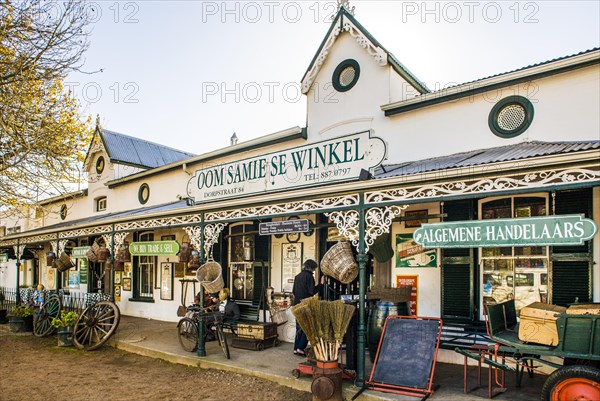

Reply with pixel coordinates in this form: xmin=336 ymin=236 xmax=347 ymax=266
xmin=480 ymin=194 xmax=549 ymax=316
xmin=133 ymin=231 xmax=155 ymax=299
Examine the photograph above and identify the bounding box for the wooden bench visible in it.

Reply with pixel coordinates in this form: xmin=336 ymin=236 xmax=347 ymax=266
xmin=222 ymin=300 xmax=260 ymax=335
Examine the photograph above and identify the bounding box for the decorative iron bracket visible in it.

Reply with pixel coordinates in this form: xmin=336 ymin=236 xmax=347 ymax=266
xmin=326 ymin=205 xmax=407 ymax=252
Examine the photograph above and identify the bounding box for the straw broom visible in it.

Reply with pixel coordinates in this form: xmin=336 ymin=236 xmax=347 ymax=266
xmin=291 ymin=301 xmax=324 ymax=360
xmin=330 ymin=300 xmax=355 ymax=361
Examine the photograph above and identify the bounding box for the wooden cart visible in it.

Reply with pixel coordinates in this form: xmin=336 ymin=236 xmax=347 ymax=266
xmin=456 ymin=300 xmax=599 ymax=400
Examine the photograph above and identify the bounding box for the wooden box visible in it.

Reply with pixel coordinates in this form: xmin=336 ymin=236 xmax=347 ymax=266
xmin=518 ymin=302 xmax=566 ymax=346
xmin=236 ymin=322 xmax=278 ymax=340
xmin=566 ymin=304 xmax=600 ymax=315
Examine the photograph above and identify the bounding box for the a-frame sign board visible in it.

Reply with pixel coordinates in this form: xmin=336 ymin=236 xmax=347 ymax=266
xmin=362 ymin=316 xmax=443 ymax=400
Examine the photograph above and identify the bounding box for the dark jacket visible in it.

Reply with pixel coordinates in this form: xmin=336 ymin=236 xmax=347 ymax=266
xmin=223 ymin=300 xmax=240 ymax=321
xmin=292 ymin=270 xmax=322 ymax=305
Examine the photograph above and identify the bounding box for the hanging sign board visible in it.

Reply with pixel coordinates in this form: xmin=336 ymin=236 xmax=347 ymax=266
xmin=72 ymin=246 xmax=90 ymax=259
xmin=0 ymin=253 xmax=7 ymax=263
xmin=129 ymin=241 xmax=180 ymax=256
xmin=186 ymin=131 xmax=387 ymax=204
xmin=413 ymin=214 xmax=597 ymax=248
xmin=259 ymin=219 xmax=310 ymax=235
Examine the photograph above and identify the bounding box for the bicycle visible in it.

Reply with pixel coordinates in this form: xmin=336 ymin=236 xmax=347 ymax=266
xmin=177 ymin=305 xmax=230 ymax=359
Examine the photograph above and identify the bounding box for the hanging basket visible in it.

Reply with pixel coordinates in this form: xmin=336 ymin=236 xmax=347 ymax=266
xmin=97 ymin=247 xmax=110 ymax=263
xmin=320 ymin=241 xmax=359 ymax=284
xmin=56 ymin=252 xmax=74 ymax=272
xmin=46 ymin=252 xmax=56 ymax=267
xmin=179 ymin=239 xmax=192 ymax=263
xmin=116 ymin=242 xmax=131 ymax=263
xmin=196 ymin=261 xmax=224 ymax=293
xmin=87 ymin=240 xmax=100 ymax=263
xmin=369 ymin=232 xmax=395 ymax=263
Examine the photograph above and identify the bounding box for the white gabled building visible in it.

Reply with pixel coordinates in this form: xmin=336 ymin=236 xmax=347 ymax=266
xmin=1 ymin=5 xmax=599 ymax=383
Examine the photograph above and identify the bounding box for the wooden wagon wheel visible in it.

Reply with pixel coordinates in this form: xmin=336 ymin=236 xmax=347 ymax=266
xmin=73 ymin=301 xmax=120 ymax=351
xmin=33 ymin=296 xmax=62 ymax=337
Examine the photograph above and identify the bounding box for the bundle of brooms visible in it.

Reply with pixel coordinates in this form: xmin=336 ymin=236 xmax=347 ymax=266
xmin=291 ymin=297 xmax=355 ymax=362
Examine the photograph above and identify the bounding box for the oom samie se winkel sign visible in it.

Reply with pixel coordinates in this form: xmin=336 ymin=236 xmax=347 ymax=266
xmin=186 ymin=131 xmax=387 ymax=204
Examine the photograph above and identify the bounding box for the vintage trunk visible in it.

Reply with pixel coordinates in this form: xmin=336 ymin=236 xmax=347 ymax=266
xmin=236 ymin=322 xmax=278 ymax=340
xmin=518 ymin=302 xmax=566 ymax=346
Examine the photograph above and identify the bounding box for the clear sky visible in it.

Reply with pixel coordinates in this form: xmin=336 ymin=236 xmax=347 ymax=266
xmin=68 ymin=1 xmax=600 ymax=154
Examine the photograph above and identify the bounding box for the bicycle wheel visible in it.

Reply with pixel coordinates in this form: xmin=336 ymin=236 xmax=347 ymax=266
xmin=177 ymin=317 xmax=198 ymax=352
xmin=215 ymin=324 xmax=230 ymax=359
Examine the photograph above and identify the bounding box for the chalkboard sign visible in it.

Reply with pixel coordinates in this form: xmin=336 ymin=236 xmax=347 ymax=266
xmin=370 ymin=317 xmax=441 ymax=391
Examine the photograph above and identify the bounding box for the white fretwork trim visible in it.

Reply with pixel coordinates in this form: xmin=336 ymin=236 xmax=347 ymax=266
xmin=326 ymin=210 xmax=359 ymax=247
xmin=13 ymin=245 xmax=24 ymax=260
xmin=326 ymin=205 xmax=406 ymax=252
xmin=101 ymin=232 xmax=129 ymax=251
xmin=366 ymin=168 xmax=600 ymax=204
xmin=204 ymin=223 xmax=226 ymax=260
xmin=20 ymin=234 xmax=57 ymax=245
xmin=115 ymin=214 xmax=201 ymax=232
xmin=83 ymin=138 xmax=104 ymax=172
xmin=301 ymin=15 xmax=387 ymax=94
xmin=364 ymin=206 xmax=407 ymax=250
xmin=50 ymin=239 xmax=68 ymax=256
xmin=183 ymin=226 xmax=202 ymax=253
xmin=60 ymin=225 xmax=112 ymax=239
xmin=205 ymin=195 xmax=359 ymax=221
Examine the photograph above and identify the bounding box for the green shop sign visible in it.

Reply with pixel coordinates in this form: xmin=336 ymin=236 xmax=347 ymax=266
xmin=129 ymin=241 xmax=180 ymax=256
xmin=413 ymin=214 xmax=597 ymax=248
xmin=0 ymin=253 xmax=7 ymax=263
xmin=186 ymin=131 xmax=387 ymax=204
xmin=72 ymin=246 xmax=90 ymax=259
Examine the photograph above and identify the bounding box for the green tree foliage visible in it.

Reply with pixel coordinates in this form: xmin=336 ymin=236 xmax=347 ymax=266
xmin=0 ymin=1 xmax=95 ymax=216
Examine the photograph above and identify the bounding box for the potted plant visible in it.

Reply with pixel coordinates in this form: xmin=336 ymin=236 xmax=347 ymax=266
xmin=51 ymin=310 xmax=79 ymax=347
xmin=9 ymin=304 xmax=35 ymax=332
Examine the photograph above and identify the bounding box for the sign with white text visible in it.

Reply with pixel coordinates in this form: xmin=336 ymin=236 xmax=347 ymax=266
xmin=413 ymin=215 xmax=597 ymax=248
xmin=259 ymin=219 xmax=310 ymax=235
xmin=186 ymin=131 xmax=386 ymax=203
xmin=129 ymin=241 xmax=180 ymax=256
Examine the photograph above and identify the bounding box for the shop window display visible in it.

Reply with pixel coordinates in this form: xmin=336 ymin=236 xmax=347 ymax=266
xmin=480 ymin=195 xmax=549 ymax=313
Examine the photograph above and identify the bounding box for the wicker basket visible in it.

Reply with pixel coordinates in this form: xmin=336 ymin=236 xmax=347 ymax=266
xmin=97 ymin=246 xmax=110 ymax=263
xmin=196 ymin=261 xmax=224 ymax=293
xmin=368 ymin=286 xmax=412 ymax=303
xmin=56 ymin=252 xmax=74 ymax=272
xmin=87 ymin=240 xmax=100 ymax=263
xmin=320 ymin=241 xmax=358 ymax=284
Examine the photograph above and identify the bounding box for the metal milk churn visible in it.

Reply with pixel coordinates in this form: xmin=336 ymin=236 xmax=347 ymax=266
xmin=311 ymin=360 xmax=343 ymax=401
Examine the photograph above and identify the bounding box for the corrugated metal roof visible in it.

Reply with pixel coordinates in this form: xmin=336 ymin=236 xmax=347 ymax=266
xmin=102 ymin=129 xmax=195 ymax=169
xmin=437 ymin=48 xmax=600 ymax=93
xmin=376 ymin=141 xmax=600 ymax=179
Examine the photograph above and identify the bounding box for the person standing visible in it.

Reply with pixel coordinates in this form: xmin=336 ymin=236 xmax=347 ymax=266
xmin=292 ymin=259 xmax=324 ymax=356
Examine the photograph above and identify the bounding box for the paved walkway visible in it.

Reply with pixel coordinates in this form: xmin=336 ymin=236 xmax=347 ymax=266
xmin=106 ymin=316 xmax=546 ymax=401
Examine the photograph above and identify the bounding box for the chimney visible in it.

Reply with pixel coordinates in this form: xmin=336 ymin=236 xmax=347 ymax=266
xmin=230 ymin=132 xmax=238 ymax=146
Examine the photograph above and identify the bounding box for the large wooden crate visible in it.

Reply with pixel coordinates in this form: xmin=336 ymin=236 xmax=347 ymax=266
xmin=518 ymin=302 xmax=566 ymax=346
xmin=236 ymin=322 xmax=278 ymax=340
xmin=566 ymin=304 xmax=600 ymax=315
